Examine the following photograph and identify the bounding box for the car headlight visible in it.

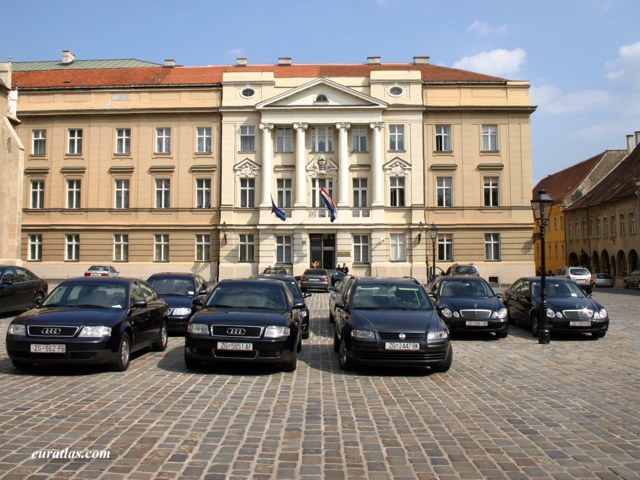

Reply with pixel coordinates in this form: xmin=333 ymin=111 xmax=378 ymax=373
xmin=593 ymin=308 xmax=608 ymax=320
xmin=440 ymin=307 xmax=453 ymax=319
xmin=351 ymin=329 xmax=376 ymax=340
xmin=300 ymin=309 xmax=308 ymax=318
xmin=427 ymin=329 xmax=449 ymax=341
xmin=546 ymin=308 xmax=563 ymax=319
xmin=8 ymin=324 xmax=26 ymax=336
xmin=79 ymin=326 xmax=112 ymax=338
xmin=264 ymin=326 xmax=290 ymax=338
xmin=188 ymin=323 xmax=210 ymax=335
xmin=172 ymin=307 xmax=192 ymax=316
xmin=493 ymin=308 xmax=508 ymax=320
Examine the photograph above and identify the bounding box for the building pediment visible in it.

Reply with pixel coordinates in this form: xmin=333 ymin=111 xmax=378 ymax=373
xmin=233 ymin=158 xmax=260 ymax=178
xmin=383 ymin=157 xmax=411 ymax=176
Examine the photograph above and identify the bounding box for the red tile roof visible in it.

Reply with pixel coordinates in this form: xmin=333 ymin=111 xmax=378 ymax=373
xmin=12 ymin=63 xmax=507 ymax=90
xmin=533 ymin=154 xmax=602 ymax=203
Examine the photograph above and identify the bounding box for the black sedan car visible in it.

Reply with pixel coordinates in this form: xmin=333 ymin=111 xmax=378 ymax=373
xmin=184 ymin=279 xmax=306 ymax=372
xmin=146 ymin=272 xmax=211 ymax=333
xmin=0 ymin=266 xmax=48 ymax=314
xmin=427 ymin=276 xmax=508 ymax=338
xmin=332 ymin=277 xmax=452 ymax=372
xmin=253 ymin=274 xmax=311 ymax=339
xmin=6 ymin=277 xmax=168 ymax=371
xmin=504 ymin=277 xmax=609 ymax=339
xmin=299 ymin=269 xmax=331 ymax=292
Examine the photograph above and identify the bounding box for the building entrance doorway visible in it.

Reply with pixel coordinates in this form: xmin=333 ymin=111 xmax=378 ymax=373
xmin=309 ymin=234 xmax=335 ymax=269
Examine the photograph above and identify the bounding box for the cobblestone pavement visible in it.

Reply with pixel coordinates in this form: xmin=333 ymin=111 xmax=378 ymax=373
xmin=0 ymin=288 xmax=639 ymax=480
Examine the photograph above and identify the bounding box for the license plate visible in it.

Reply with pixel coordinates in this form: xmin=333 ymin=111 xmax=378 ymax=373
xmin=577 ymin=279 xmax=587 ymax=284
xmin=309 ymin=278 xmax=319 ymax=282
xmin=385 ymin=342 xmax=420 ymax=351
xmin=466 ymin=320 xmax=488 ymax=327
xmin=570 ymin=321 xmax=591 ymax=327
xmin=30 ymin=344 xmax=66 ymax=353
xmin=217 ymin=342 xmax=253 ymax=351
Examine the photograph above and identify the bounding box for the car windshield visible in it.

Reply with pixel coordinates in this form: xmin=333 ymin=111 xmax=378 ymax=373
xmin=439 ymin=279 xmax=494 ymax=297
xmin=147 ymin=277 xmax=195 ymax=296
xmin=206 ymin=283 xmax=287 ymax=310
xmin=43 ymin=282 xmax=128 ymax=309
xmin=352 ymin=284 xmax=433 ymax=310
xmin=531 ymin=280 xmax=585 ymax=299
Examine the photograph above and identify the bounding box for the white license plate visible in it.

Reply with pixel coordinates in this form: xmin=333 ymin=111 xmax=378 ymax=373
xmin=30 ymin=344 xmax=66 ymax=353
xmin=570 ymin=321 xmax=591 ymax=327
xmin=385 ymin=342 xmax=420 ymax=351
xmin=577 ymin=279 xmax=587 ymax=284
xmin=217 ymin=342 xmax=253 ymax=351
xmin=466 ymin=320 xmax=488 ymax=327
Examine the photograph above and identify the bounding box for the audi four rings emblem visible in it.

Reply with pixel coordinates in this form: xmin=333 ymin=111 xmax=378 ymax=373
xmin=227 ymin=328 xmax=246 ymax=336
xmin=42 ymin=328 xmax=62 ymax=335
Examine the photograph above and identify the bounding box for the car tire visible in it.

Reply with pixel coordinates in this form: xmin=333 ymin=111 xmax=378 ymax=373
xmin=329 ymin=310 xmax=335 ymax=323
xmin=430 ymin=345 xmax=453 ymax=373
xmin=112 ymin=332 xmax=131 ymax=372
xmin=282 ymin=348 xmax=297 ymax=372
xmin=151 ymin=321 xmax=168 ymax=352
xmin=184 ymin=347 xmax=202 ymax=369
xmin=338 ymin=336 xmax=354 ymax=371
xmin=11 ymin=359 xmax=33 ymax=370
xmin=33 ymin=291 xmax=45 ymax=308
xmin=495 ymin=330 xmax=508 ymax=339
xmin=591 ymin=331 xmax=606 ymax=339
xmin=530 ymin=313 xmax=539 ymax=337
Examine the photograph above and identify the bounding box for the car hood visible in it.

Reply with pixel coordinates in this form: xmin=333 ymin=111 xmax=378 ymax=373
xmin=13 ymin=307 xmax=125 ymax=326
xmin=545 ymin=297 xmax=603 ymax=311
xmin=158 ymin=294 xmax=195 ymax=308
xmin=192 ymin=309 xmax=290 ymax=326
xmin=351 ymin=309 xmax=443 ymax=331
xmin=439 ymin=296 xmax=503 ymax=311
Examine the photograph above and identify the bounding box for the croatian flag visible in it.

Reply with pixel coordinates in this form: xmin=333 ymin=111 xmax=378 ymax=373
xmin=320 ymin=187 xmax=337 ymax=222
xmin=271 ymin=196 xmax=287 ymax=221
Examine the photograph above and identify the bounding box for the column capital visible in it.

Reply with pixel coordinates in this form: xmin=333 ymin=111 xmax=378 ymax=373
xmin=336 ymin=122 xmax=351 ymax=131
xmin=293 ymin=122 xmax=308 ymax=131
xmin=259 ymin=123 xmax=274 ymax=132
xmin=370 ymin=122 xmax=384 ymax=131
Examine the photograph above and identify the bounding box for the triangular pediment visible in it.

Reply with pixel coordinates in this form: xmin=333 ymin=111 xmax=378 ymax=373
xmin=257 ymin=78 xmax=388 ymax=110
xmin=384 ymin=157 xmax=412 ymax=176
xmin=233 ymin=158 xmax=260 ymax=178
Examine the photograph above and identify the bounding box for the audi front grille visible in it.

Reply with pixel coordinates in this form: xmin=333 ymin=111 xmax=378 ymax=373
xmin=210 ymin=325 xmax=263 ymax=338
xmin=27 ymin=326 xmax=80 ymax=337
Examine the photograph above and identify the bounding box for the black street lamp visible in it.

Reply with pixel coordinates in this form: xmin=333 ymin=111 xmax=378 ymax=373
xmin=428 ymin=223 xmax=438 ymax=282
xmin=531 ymin=189 xmax=553 ymax=345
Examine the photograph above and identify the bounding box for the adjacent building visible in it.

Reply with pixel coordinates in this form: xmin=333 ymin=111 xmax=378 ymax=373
xmin=11 ymin=52 xmax=536 ymax=284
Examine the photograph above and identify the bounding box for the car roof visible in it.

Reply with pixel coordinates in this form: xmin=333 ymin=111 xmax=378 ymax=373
xmin=253 ymin=274 xmax=297 ymax=282
xmin=353 ymin=276 xmax=425 ymax=286
xmin=62 ymin=277 xmax=134 ymax=284
xmin=147 ymin=272 xmax=198 ymax=278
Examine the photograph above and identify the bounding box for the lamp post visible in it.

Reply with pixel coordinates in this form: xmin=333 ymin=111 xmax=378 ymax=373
xmin=531 ymin=189 xmax=553 ymax=345
xmin=428 ymin=223 xmax=438 ymax=282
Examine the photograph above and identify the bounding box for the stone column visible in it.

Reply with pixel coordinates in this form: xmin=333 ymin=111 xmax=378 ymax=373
xmin=293 ymin=123 xmax=308 ymax=206
xmin=336 ymin=123 xmax=351 ymax=207
xmin=370 ymin=122 xmax=384 ymax=206
xmin=259 ymin=123 xmax=274 ymax=206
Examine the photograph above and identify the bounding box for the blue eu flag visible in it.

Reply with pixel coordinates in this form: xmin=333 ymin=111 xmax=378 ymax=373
xmin=271 ymin=196 xmax=286 ymax=221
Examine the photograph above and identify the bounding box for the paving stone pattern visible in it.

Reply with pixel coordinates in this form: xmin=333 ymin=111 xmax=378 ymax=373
xmin=0 ymin=289 xmax=638 ymax=479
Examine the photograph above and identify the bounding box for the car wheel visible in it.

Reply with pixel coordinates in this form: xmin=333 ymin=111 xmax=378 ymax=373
xmin=591 ymin=331 xmax=606 ymax=339
xmin=495 ymin=329 xmax=508 ymax=339
xmin=282 ymin=348 xmax=297 ymax=372
xmin=11 ymin=359 xmax=33 ymax=370
xmin=530 ymin=313 xmax=539 ymax=337
xmin=112 ymin=333 xmax=131 ymax=372
xmin=184 ymin=347 xmax=202 ymax=369
xmin=430 ymin=345 xmax=453 ymax=373
xmin=33 ymin=291 xmax=45 ymax=307
xmin=338 ymin=336 xmax=354 ymax=371
xmin=329 ymin=310 xmax=335 ymax=323
xmin=333 ymin=329 xmax=340 ymax=353
xmin=152 ymin=321 xmax=168 ymax=352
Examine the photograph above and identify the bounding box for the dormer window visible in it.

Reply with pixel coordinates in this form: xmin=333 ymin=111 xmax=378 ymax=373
xmin=315 ymin=94 xmax=328 ymax=103
xmin=241 ymin=87 xmax=255 ymax=98
xmin=389 ymin=86 xmax=404 ymax=97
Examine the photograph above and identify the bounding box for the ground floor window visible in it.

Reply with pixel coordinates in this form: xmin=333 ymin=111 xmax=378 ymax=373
xmin=276 ymin=235 xmax=292 ymax=263
xmin=239 ymin=234 xmax=255 ymax=262
xmin=154 ymin=234 xmax=169 ymax=262
xmin=353 ymin=235 xmax=370 ymax=263
xmin=195 ymin=234 xmax=211 ymax=262
xmin=114 ymin=234 xmax=129 ymax=262
xmin=390 ymin=233 xmax=406 ymax=262
xmin=437 ymin=234 xmax=453 ymax=262
xmin=65 ymin=234 xmax=79 ymax=261
xmin=28 ymin=234 xmax=42 ymax=261
xmin=485 ymin=233 xmax=500 ymax=261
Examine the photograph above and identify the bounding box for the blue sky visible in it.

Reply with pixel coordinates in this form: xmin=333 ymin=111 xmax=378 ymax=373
xmin=3 ymin=0 xmax=640 ymax=183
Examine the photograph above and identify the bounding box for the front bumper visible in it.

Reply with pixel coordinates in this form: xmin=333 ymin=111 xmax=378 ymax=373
xmin=444 ymin=318 xmax=508 ymax=334
xmin=6 ymin=337 xmax=118 ymax=365
xmin=167 ymin=314 xmax=191 ymax=333
xmin=185 ymin=335 xmax=296 ymax=365
xmin=548 ymin=319 xmax=608 ymax=334
xmin=345 ymin=337 xmax=451 ymax=368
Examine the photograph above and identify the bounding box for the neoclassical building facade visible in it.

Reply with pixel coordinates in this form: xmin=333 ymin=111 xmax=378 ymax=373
xmin=12 ymin=54 xmax=536 ymax=284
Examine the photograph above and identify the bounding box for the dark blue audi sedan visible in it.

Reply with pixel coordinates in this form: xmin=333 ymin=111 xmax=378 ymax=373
xmin=5 ymin=277 xmax=168 ymax=371
xmin=184 ymin=279 xmax=306 ymax=372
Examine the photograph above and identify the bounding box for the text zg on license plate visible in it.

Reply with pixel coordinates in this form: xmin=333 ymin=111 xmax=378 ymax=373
xmin=385 ymin=342 xmax=420 ymax=351
xmin=30 ymin=344 xmax=66 ymax=353
xmin=570 ymin=321 xmax=591 ymax=327
xmin=217 ymin=342 xmax=253 ymax=351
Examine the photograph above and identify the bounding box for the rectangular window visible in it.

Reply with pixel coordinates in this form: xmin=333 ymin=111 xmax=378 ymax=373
xmin=311 ymin=127 xmax=333 ymax=152
xmin=196 ymin=127 xmax=212 ymax=153
xmin=114 ymin=234 xmax=128 ymax=262
xmin=276 ymin=178 xmax=292 ymax=208
xmin=115 ymin=128 xmax=131 ymax=154
xmin=196 ymin=179 xmax=211 ymax=208
xmin=485 ymin=233 xmax=500 ymax=261
xmin=67 ymin=129 xmax=83 ymax=155
xmin=435 ymin=125 xmax=451 ymax=152
xmin=276 ymin=235 xmax=292 ymax=263
xmin=240 ymin=126 xmax=256 ymax=152
xmin=154 ymin=234 xmax=169 ymax=262
xmin=353 ymin=235 xmax=370 ymax=263
xmin=590 ymin=219 xmax=595 ymax=238
xmin=30 ymin=180 xmax=44 ymax=209
xmin=390 ymin=233 xmax=406 ymax=262
xmin=352 ymin=127 xmax=368 ymax=152
xmin=195 ymin=234 xmax=211 ymax=261
xmin=390 ymin=177 xmax=405 ymax=207
xmin=630 ymin=212 xmax=636 ymax=234
xmin=568 ymin=222 xmax=573 ymax=240
xmin=438 ymin=234 xmax=453 ymax=262
xmin=311 ymin=178 xmax=333 ymax=208
xmin=114 ymin=179 xmax=130 ymax=209
xmin=596 ymin=219 xmax=601 ymax=237
xmin=603 ymin=217 xmax=608 ymax=237
xmin=155 ymin=179 xmax=170 ymax=208
xmin=28 ymin=234 xmax=42 ymax=261
xmin=389 ymin=124 xmax=405 ymax=151
xmin=276 ymin=127 xmax=292 ymax=153
xmin=620 ymin=214 xmax=626 ymax=234
xmin=482 ymin=125 xmax=498 ymax=151
xmin=483 ymin=177 xmax=499 ymax=207
xmin=66 ymin=180 xmax=81 ymax=209
xmin=65 ymin=234 xmax=79 ymax=261
xmin=32 ymin=129 xmax=46 ymax=155
xmin=239 ymin=234 xmax=255 ymax=262
xmin=437 ymin=177 xmax=452 ymax=207
xmin=155 ymin=127 xmax=171 ymax=154
xmin=353 ymin=178 xmax=368 ymax=208
xmin=240 ymin=178 xmax=255 ymax=208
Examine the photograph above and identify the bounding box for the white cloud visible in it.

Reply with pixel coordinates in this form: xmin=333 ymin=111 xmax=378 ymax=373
xmin=452 ymin=48 xmax=526 ymax=77
xmin=228 ymin=48 xmax=246 ymax=58
xmin=467 ymin=20 xmax=508 ymax=36
xmin=540 ymin=89 xmax=614 ymax=115
xmin=605 ymin=41 xmax=640 ymax=89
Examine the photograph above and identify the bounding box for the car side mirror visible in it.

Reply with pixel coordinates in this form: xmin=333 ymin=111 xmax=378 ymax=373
xmin=293 ymin=301 xmax=306 ymax=310
xmin=193 ymin=297 xmax=204 ymax=306
xmin=199 ymin=288 xmax=208 ymax=295
xmin=335 ymin=300 xmax=346 ymax=311
xmin=303 ymin=292 xmax=312 ymax=299
xmin=131 ymin=299 xmax=147 ymax=309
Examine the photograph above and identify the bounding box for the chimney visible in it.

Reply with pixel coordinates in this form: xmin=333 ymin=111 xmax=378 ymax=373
xmin=413 ymin=56 xmax=430 ymax=65
xmin=62 ymin=50 xmax=75 ymax=65
xmin=236 ymin=57 xmax=247 ymax=67
xmin=627 ymin=135 xmax=635 ymax=153
xmin=278 ymin=57 xmax=292 ymax=66
xmin=164 ymin=59 xmax=176 ymax=67
xmin=367 ymin=56 xmax=381 ymax=65
xmin=635 ymin=131 xmax=640 ymax=147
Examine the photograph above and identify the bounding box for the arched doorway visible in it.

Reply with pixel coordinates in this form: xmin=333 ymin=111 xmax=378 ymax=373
xmin=591 ymin=251 xmax=600 ymax=273
xmin=616 ymin=250 xmax=628 ymax=277
xmin=629 ymin=249 xmax=639 ymax=273
xmin=601 ymin=250 xmax=611 ymax=273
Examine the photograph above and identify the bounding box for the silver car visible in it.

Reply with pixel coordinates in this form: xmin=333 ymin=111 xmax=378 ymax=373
xmin=553 ymin=266 xmax=593 ymax=293
xmin=593 ymin=273 xmax=614 ymax=288
xmin=623 ymin=270 xmax=640 ymax=289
